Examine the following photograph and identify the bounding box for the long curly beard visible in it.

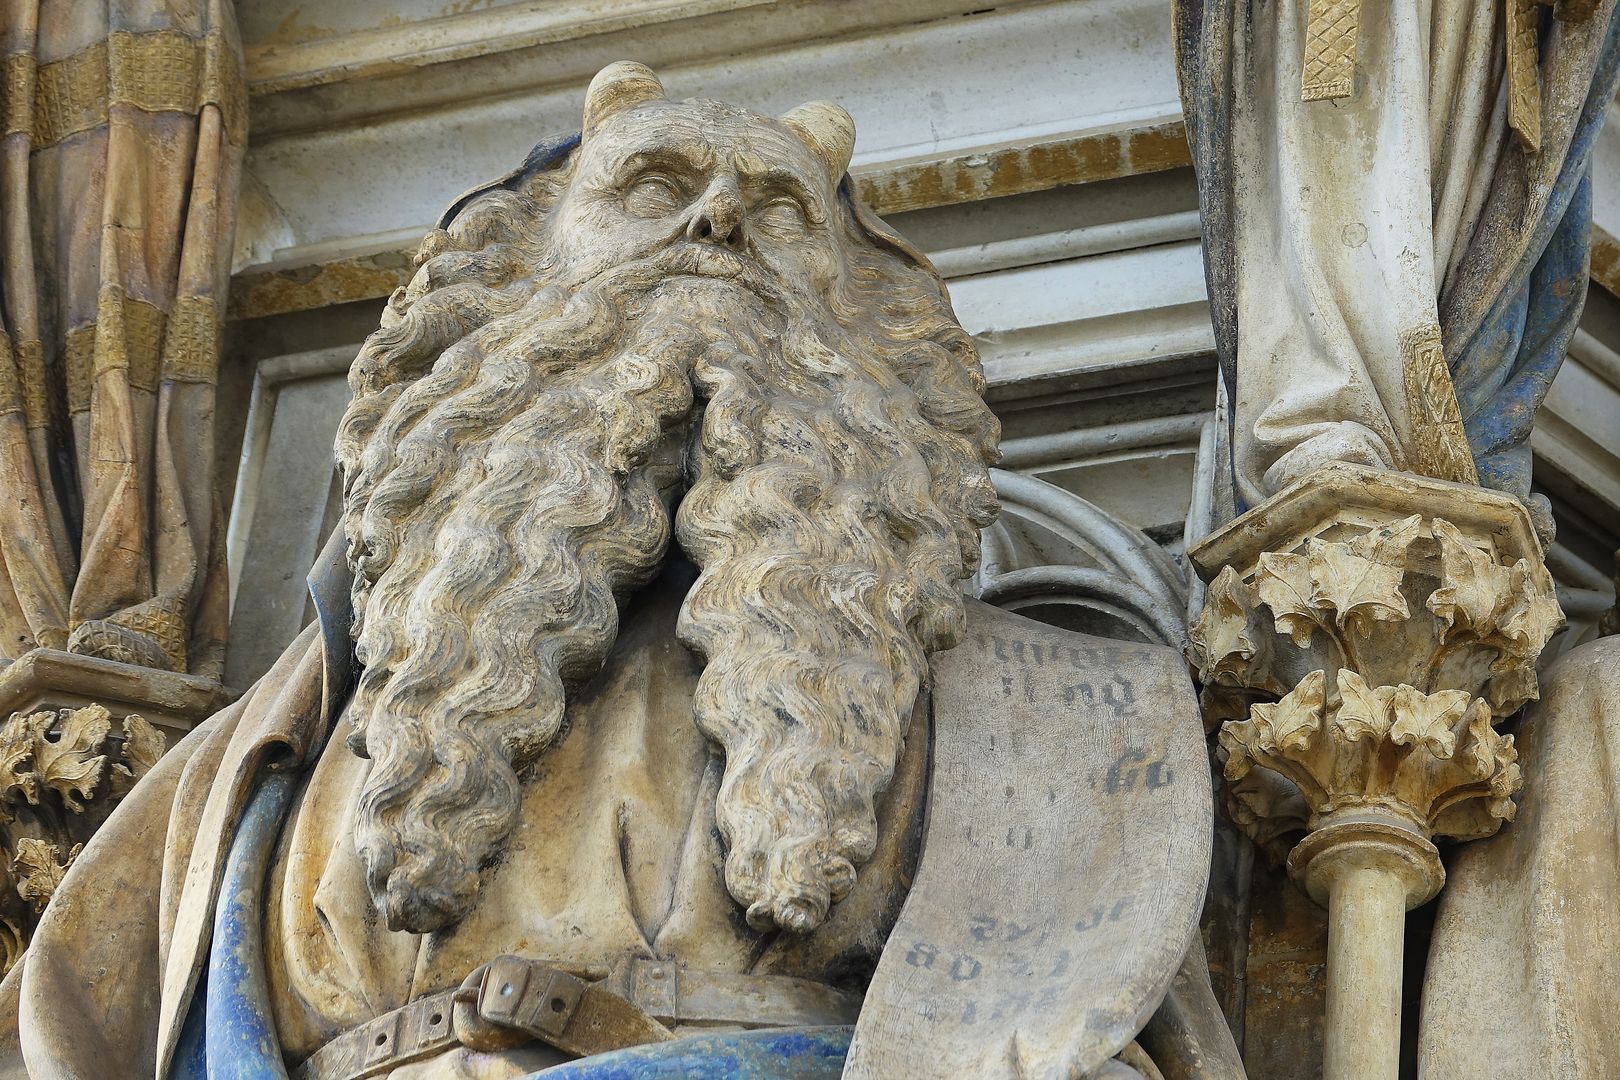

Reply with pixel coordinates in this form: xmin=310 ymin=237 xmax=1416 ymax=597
xmin=337 ymin=187 xmax=999 ymax=935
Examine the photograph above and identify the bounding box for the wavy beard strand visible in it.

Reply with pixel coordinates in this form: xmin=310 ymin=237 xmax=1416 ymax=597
xmin=336 ymin=182 xmax=999 ymax=935
xmin=676 ymin=221 xmax=1000 ymax=932
xmin=339 ymin=239 xmax=703 ymax=931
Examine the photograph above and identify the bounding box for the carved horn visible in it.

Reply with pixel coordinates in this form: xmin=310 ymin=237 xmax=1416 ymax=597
xmin=583 ymin=61 xmax=666 ymax=136
xmin=780 ymin=101 xmax=856 ymax=181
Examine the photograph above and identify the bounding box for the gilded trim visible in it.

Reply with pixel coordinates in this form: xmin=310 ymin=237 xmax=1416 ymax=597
xmin=69 ymin=594 xmax=189 ymax=673
xmin=201 ymin=31 xmax=248 ymax=146
xmin=162 ymin=295 xmax=221 ymax=384
xmin=2 ymin=53 xmax=35 ymax=137
xmin=33 ymin=41 xmax=106 ymax=148
xmin=0 ymin=331 xmax=19 ymax=417
xmin=105 ymin=595 xmax=190 ymax=673
xmin=13 ymin=340 xmax=47 ymax=431
xmin=66 ymin=291 xmax=218 ymax=412
xmin=1506 ymin=0 xmax=1543 ymax=153
xmin=0 ymin=334 xmax=48 ymax=430
xmin=64 ymin=325 xmax=94 ymax=415
xmin=31 ymin=29 xmax=246 ymax=149
xmin=1400 ymin=325 xmax=1479 ymax=486
xmin=79 ymin=289 xmax=168 ymax=407
xmin=109 ymin=32 xmax=202 ymax=116
xmin=1302 ymin=0 xmax=1359 ymax=102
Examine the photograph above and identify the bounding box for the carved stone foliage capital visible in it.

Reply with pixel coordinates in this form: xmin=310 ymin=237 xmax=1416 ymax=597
xmin=1187 ymin=465 xmax=1562 ymax=860
xmin=1218 ymin=669 xmax=1520 ymax=844
xmin=0 ymin=704 xmax=165 ymax=974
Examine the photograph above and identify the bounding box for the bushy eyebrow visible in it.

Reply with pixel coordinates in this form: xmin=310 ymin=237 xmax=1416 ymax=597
xmin=606 ymin=142 xmax=714 ymax=184
xmin=600 ymin=135 xmax=828 ymax=220
xmin=739 ymin=165 xmax=822 ymax=213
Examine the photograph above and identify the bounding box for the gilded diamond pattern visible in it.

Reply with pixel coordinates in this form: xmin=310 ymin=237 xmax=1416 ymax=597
xmin=1302 ymin=0 xmax=1359 ymax=102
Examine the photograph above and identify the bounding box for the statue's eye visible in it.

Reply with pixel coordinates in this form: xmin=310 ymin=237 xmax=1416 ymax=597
xmin=623 ymin=174 xmax=685 ymax=216
xmin=753 ymin=196 xmax=809 ymax=236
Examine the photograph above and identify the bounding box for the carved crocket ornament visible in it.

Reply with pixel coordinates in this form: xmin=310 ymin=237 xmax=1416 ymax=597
xmin=0 ymin=63 xmax=1241 ymax=1080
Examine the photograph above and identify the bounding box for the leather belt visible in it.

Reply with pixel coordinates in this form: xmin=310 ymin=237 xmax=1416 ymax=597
xmin=294 ymin=955 xmax=862 ymax=1080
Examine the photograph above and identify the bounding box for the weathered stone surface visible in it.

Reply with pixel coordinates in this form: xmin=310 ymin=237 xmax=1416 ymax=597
xmin=228 ymin=122 xmax=1196 ymax=320
xmin=0 ymin=649 xmax=235 ymax=742
xmin=6 ymin=61 xmax=1241 ymax=1080
xmin=1188 ymin=463 xmax=1562 ymax=1080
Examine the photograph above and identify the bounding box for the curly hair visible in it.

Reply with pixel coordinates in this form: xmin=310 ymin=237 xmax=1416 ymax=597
xmin=335 ymin=146 xmax=999 ymax=934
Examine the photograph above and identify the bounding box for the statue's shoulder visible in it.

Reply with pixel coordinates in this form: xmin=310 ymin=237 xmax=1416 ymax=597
xmin=1534 ymin=633 xmax=1620 ymax=711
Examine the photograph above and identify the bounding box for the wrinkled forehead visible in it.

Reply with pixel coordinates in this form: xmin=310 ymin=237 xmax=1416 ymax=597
xmin=577 ymin=100 xmax=836 ymax=198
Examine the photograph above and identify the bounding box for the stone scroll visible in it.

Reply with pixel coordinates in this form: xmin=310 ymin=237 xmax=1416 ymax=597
xmin=845 ymin=600 xmax=1211 ymax=1079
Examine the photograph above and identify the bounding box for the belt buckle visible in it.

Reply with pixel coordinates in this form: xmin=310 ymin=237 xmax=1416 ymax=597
xmin=465 ymin=955 xmax=587 ymax=1047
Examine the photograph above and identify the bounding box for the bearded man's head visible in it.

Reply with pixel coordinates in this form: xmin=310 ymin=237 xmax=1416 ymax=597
xmin=335 ymin=61 xmax=1001 ymax=935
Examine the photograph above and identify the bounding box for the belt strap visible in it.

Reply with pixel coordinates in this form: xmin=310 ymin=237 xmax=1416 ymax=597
xmin=294 ymin=956 xmax=862 ymax=1080
xmin=601 ymin=957 xmax=862 ymax=1029
xmin=294 ymin=988 xmax=460 ymax=1080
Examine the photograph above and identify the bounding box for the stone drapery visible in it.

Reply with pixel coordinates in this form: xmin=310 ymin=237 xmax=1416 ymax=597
xmin=0 ymin=0 xmax=244 ymax=679
xmin=1174 ymin=0 xmax=1620 ymax=527
xmin=1418 ymin=635 xmax=1620 ymax=1077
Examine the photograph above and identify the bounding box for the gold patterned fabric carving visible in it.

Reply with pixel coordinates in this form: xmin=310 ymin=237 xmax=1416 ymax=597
xmin=1302 ymin=0 xmax=1596 ymax=144
xmin=1400 ymin=325 xmax=1479 ymax=486
xmin=1302 ymin=0 xmax=1359 ymax=101
xmin=108 ymin=32 xmax=200 ymax=116
xmin=200 ymin=31 xmax=248 ymax=147
xmin=69 ymin=596 xmax=188 ymax=672
xmin=0 ymin=334 xmax=20 ymax=418
xmin=161 ymin=296 xmax=220 ymax=384
xmin=2 ymin=53 xmax=35 ymax=137
xmin=1507 ymin=0 xmax=1545 ymax=152
xmin=89 ymin=289 xmax=166 ymax=395
xmin=33 ymin=41 xmax=106 ymax=149
xmin=31 ymin=30 xmax=246 ymax=149
xmin=13 ymin=341 xmax=46 ymax=431
xmin=63 ymin=326 xmax=94 ymax=415
xmin=1 ymin=335 xmax=66 ymax=433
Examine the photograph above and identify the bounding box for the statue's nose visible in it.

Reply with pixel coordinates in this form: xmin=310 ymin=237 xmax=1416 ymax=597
xmin=686 ymin=179 xmax=746 ymax=248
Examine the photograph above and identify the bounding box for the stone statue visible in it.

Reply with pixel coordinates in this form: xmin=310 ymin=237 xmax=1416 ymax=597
xmin=1174 ymin=0 xmax=1620 ymax=529
xmin=0 ymin=64 xmax=1243 ymax=1079
xmin=1173 ymin=4 xmax=1620 ymax=1077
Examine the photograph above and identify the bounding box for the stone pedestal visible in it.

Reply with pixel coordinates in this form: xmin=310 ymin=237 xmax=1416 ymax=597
xmin=0 ymin=648 xmax=235 ymax=742
xmin=1187 ymin=463 xmax=1563 ymax=1080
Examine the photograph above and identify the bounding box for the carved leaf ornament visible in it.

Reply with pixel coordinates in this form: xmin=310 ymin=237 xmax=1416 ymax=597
xmin=33 ymin=704 xmax=113 ymax=813
xmin=1193 ymin=512 xmax=1557 ymax=850
xmin=1187 ymin=568 xmax=1286 ymax=704
xmin=0 ymin=706 xmax=167 ymax=973
xmin=14 ymin=838 xmax=81 ymax=913
xmin=1218 ymin=670 xmax=1520 ymax=841
xmin=1252 ymin=515 xmax=1418 ymax=653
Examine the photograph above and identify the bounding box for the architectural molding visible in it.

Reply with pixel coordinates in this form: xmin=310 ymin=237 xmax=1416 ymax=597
xmin=228 ymin=120 xmax=1194 ymax=320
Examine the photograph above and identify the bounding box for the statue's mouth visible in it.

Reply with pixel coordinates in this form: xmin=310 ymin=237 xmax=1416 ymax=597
xmin=651 ymin=243 xmax=776 ymax=299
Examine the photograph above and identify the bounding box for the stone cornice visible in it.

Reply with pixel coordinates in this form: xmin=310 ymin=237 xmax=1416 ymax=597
xmin=227 ymin=118 xmax=1194 ymax=320
xmin=243 ymin=0 xmax=1047 ymax=138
